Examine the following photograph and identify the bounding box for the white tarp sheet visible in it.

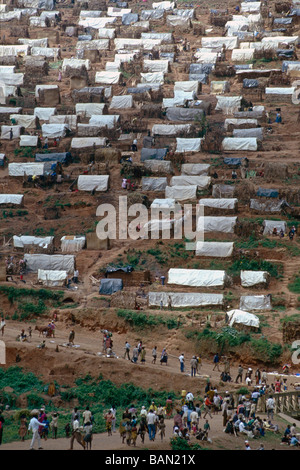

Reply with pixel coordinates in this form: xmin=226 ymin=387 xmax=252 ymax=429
xmin=141 ymin=72 xmax=165 ymax=84
xmin=195 ymin=241 xmax=234 ymax=257
xmin=222 ymin=137 xmax=257 ymax=151
xmin=165 ymin=185 xmax=197 ymax=201
xmin=8 ymin=162 xmax=49 ymax=176
xmin=231 ymin=48 xmax=255 ymax=61
xmin=224 ymin=118 xmax=258 ymax=130
xmin=199 ymin=198 xmax=238 ymax=210
xmin=216 ymin=96 xmax=242 ymax=114
xmin=77 ymin=175 xmax=109 ymax=192
xmin=71 ymin=137 xmax=107 ymax=148
xmin=89 ymin=115 xmax=119 ymax=129
xmin=240 ymin=295 xmax=272 ymax=311
xmin=13 ymin=235 xmax=53 ymax=249
xmin=197 ymin=216 xmax=237 ymax=233
xmin=1 ymin=126 xmax=21 ymax=140
xmin=175 ymin=138 xmax=202 ymax=153
xmin=109 ymin=95 xmax=133 ymax=109
xmin=152 ymin=1 xmax=175 ymax=10
xmin=62 ymin=58 xmax=91 ymax=71
xmin=143 ymin=59 xmax=169 ymax=73
xmin=20 ymin=135 xmax=38 ymax=147
xmin=0 ymin=194 xmax=24 ymax=205
xmin=95 ymin=71 xmax=121 ymax=84
xmin=75 ymin=103 xmax=106 ymax=117
xmin=61 ymin=236 xmax=86 ymax=253
xmin=38 ymin=269 xmax=67 ymax=286
xmin=150 ymin=198 xmax=177 ymax=209
xmin=262 ymin=220 xmax=287 ymax=235
xmin=49 ymin=115 xmax=77 ymax=131
xmin=201 ymin=36 xmax=238 ymax=50
xmin=78 ymin=17 xmax=116 ymax=29
xmin=265 ymin=87 xmax=296 ymax=95
xmin=181 ymin=163 xmax=210 ymax=175
xmin=24 ymin=254 xmax=75 ymax=274
xmin=152 ymin=124 xmax=191 ymax=135
xmin=34 ymin=107 xmax=56 ymax=121
xmin=41 ymin=124 xmax=67 ymax=138
xmin=0 ymin=45 xmax=29 ymax=57
xmin=142 ymin=177 xmax=167 ymax=191
xmin=226 ymin=309 xmax=260 ymax=328
xmin=31 ymin=47 xmax=59 ymax=58
xmin=98 ymin=28 xmax=116 ymax=39
xmin=149 ymin=291 xmax=224 ymax=307
xmin=10 ymin=114 xmax=36 ymax=129
xmin=241 ymin=2 xmax=261 ymax=13
xmin=170 ymin=175 xmax=211 ymax=189
xmin=0 ymin=73 xmax=23 ymax=86
xmin=174 ymin=81 xmax=199 ymax=94
xmin=241 ymin=270 xmax=269 ymax=287
xmin=168 ymin=268 xmax=229 ymax=287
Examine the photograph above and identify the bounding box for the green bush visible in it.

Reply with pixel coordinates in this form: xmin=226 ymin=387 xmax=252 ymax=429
xmin=116 ymin=309 xmax=179 ymax=330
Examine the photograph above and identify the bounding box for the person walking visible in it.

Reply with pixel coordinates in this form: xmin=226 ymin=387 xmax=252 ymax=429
xmin=69 ymin=414 xmax=85 ymax=450
xmin=179 ymin=353 xmax=185 ymax=373
xmin=152 ymin=346 xmax=157 ymax=364
xmin=0 ymin=317 xmax=5 ymax=336
xmin=147 ymin=409 xmax=157 ymax=441
xmin=190 ymin=356 xmax=198 ymax=377
xmin=110 ymin=406 xmax=116 ymax=433
xmin=124 ymin=341 xmax=131 ymax=360
xmin=213 ymin=353 xmax=220 ymax=371
xmin=28 ymin=411 xmax=46 ymax=450
xmin=236 ymin=365 xmax=244 ymax=383
xmin=203 ymin=396 xmax=213 ymax=419
xmin=266 ymin=396 xmax=275 ymax=420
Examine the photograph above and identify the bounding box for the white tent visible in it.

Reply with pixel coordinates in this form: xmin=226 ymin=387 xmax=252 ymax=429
xmin=150 ymin=198 xmax=178 ymax=210
xmin=197 ymin=216 xmax=237 ymax=233
xmin=201 ymin=36 xmax=238 ymax=50
xmin=174 ymin=80 xmax=200 ymax=94
xmin=71 ymin=137 xmax=108 ymax=149
xmin=231 ymin=48 xmax=255 ymax=62
xmin=20 ymin=135 xmax=38 ymax=147
xmin=215 ymin=96 xmax=242 ymax=114
xmin=175 ymin=138 xmax=202 ymax=153
xmin=1 ymin=125 xmax=21 ymax=140
xmin=62 ymin=58 xmax=91 ymax=71
xmin=38 ymin=269 xmax=68 ymax=287
xmin=41 ymin=124 xmax=67 ymax=138
xmin=224 ymin=118 xmax=258 ymax=130
xmin=75 ymin=103 xmax=106 ymax=117
xmin=165 ymin=185 xmax=197 ymax=201
xmin=13 ymin=235 xmax=53 ymax=249
xmin=199 ymin=198 xmax=238 ymax=210
xmin=262 ymin=220 xmax=287 ymax=235
xmin=24 ymin=254 xmax=75 ymax=273
xmin=95 ymin=71 xmax=121 ymax=84
xmin=0 ymin=72 xmax=23 ymax=86
xmin=149 ymin=292 xmax=224 ymax=308
xmin=77 ymin=175 xmax=109 ymax=192
xmin=241 ymin=270 xmax=269 ymax=287
xmin=168 ymin=268 xmax=230 ymax=287
xmin=141 ymin=72 xmax=165 ymax=85
xmin=143 ymin=59 xmax=169 ymax=73
xmin=170 ymin=175 xmax=211 ymax=190
xmin=181 ymin=163 xmax=210 ymax=175
xmin=78 ymin=16 xmax=116 ymax=29
xmin=152 ymin=124 xmax=191 ymax=135
xmin=240 ymin=295 xmax=272 ymax=311
xmin=10 ymin=114 xmax=36 ymax=129
xmin=226 ymin=309 xmax=260 ymax=328
xmin=195 ymin=241 xmax=234 ymax=257
xmin=89 ymin=115 xmax=119 ymax=129
xmin=34 ymin=107 xmax=56 ymax=121
xmin=109 ymin=95 xmax=133 ymax=109
xmin=61 ymin=236 xmax=86 ymax=253
xmin=241 ymin=2 xmax=261 ymax=13
xmin=0 ymin=194 xmax=24 ymax=205
xmin=142 ymin=177 xmax=167 ymax=191
xmin=222 ymin=137 xmax=258 ymax=151
xmin=98 ymin=28 xmax=116 ymax=39
xmin=49 ymin=115 xmax=77 ymax=131
xmin=8 ymin=162 xmax=50 ymax=176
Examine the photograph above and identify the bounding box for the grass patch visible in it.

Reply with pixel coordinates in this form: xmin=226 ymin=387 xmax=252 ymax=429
xmin=116 ymin=309 xmax=180 ymax=330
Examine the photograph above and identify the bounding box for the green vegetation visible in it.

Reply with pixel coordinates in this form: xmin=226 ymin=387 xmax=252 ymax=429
xmin=116 ymin=309 xmax=180 ymax=330
xmin=288 ymin=273 xmax=300 ymax=294
xmin=228 ymin=258 xmax=282 ymax=279
xmin=186 ymin=326 xmax=283 ymax=364
xmin=170 ymin=437 xmax=203 ymax=450
xmin=280 ymin=314 xmax=300 ymax=325
xmin=0 ymin=368 xmax=179 ymax=444
xmin=0 ymin=286 xmax=64 ymax=319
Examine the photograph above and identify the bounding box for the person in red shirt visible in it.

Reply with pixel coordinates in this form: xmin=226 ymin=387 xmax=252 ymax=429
xmin=203 ymin=396 xmax=213 ymax=419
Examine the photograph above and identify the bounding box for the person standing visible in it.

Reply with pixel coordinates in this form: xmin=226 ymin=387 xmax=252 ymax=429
xmin=140 ymin=347 xmax=146 ymax=364
xmin=147 ymin=409 xmax=157 ymax=441
xmin=213 ymin=353 xmax=220 ymax=371
xmin=82 ymin=406 xmax=92 ymax=425
xmin=266 ymin=396 xmax=275 ymax=420
xmin=236 ymin=365 xmax=244 ymax=383
xmin=179 ymin=353 xmax=185 ymax=373
xmin=110 ymin=406 xmax=116 ymax=433
xmin=68 ymin=329 xmax=75 ymax=346
xmin=152 ymin=346 xmax=157 ymax=364
xmin=0 ymin=317 xmax=5 ymax=336
xmin=190 ymin=356 xmax=198 ymax=377
xmin=69 ymin=414 xmax=85 ymax=450
xmin=73 ymin=269 xmax=79 ymax=283
xmin=28 ymin=411 xmax=46 ymax=450
xmin=124 ymin=341 xmax=131 ymax=361
xmin=132 ymin=345 xmax=139 ymax=364
xmin=51 ymin=412 xmax=58 ymax=439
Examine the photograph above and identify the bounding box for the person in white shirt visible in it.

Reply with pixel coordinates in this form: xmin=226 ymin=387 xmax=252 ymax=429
xmin=266 ymin=396 xmax=275 ymax=420
xmin=179 ymin=354 xmax=185 ymax=373
xmin=69 ymin=414 xmax=85 ymax=450
xmin=28 ymin=413 xmax=46 ymax=450
xmin=82 ymin=406 xmax=92 ymax=425
xmin=147 ymin=410 xmax=158 ymax=441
